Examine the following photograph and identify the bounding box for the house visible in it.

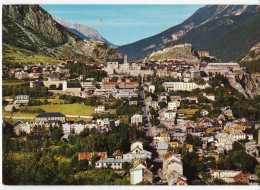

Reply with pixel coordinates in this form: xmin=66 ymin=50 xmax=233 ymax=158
xmin=113 ymin=150 xmax=124 ymax=159
xmin=74 ymin=120 xmax=87 ymax=134
xmin=245 ymin=141 xmax=259 ymax=157
xmin=153 ymin=131 xmax=171 ymax=144
xmin=63 ymin=81 xmax=82 ymax=92
xmin=129 ymin=101 xmax=138 ymax=105
xmin=172 ymin=133 xmax=186 ymax=143
xmin=130 ymin=167 xmax=153 ymax=185
xmin=123 ymin=141 xmax=152 ymax=161
xmin=233 ymin=173 xmax=250 ymax=184
xmin=62 ymin=123 xmax=72 ymax=138
xmin=15 ymin=71 xmax=29 ymax=79
xmin=35 ymin=112 xmax=65 ymax=124
xmin=169 ymin=175 xmax=188 ymax=186
xmin=213 ymin=170 xmax=241 ymax=183
xmin=13 ymin=120 xmax=23 ymax=136
xmin=148 ymin=85 xmax=155 ymax=93
xmin=224 ymin=138 xmax=233 ymax=151
xmin=203 ymin=92 xmax=215 ymax=101
xmin=95 ymin=158 xmax=130 ymax=170
xmin=164 ymin=110 xmax=176 ymax=120
xmin=130 ymin=168 xmax=143 ymax=185
xmin=115 ymin=92 xmax=138 ymax=99
xmin=168 ymin=101 xmax=180 ymax=110
xmin=78 ymin=152 xmax=107 ymax=163
xmin=231 ymin=130 xmax=246 ymax=141
xmin=14 ymin=95 xmax=29 ymax=105
xmin=94 ymin=105 xmax=105 ymax=113
xmin=131 ymin=114 xmax=143 ymax=126
xmin=157 ymin=142 xmax=169 ymax=159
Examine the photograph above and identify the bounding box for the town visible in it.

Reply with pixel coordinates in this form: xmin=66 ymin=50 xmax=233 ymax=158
xmin=2 ymin=45 xmax=260 ymax=185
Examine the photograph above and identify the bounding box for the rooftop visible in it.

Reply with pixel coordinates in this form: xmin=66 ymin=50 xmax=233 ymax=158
xmin=35 ymin=112 xmax=65 ymax=118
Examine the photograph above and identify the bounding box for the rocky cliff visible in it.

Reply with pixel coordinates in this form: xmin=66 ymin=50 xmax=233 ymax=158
xmin=228 ymin=72 xmax=260 ymax=99
xmin=2 ymin=5 xmax=121 ymax=63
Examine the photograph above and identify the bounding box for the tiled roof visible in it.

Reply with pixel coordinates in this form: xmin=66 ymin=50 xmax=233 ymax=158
xmin=113 ymin=150 xmax=123 ymax=157
xmin=78 ymin=152 xmax=107 ymax=161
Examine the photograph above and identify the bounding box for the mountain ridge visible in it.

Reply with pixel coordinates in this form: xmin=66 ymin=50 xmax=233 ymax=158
xmin=2 ymin=5 xmax=121 ymax=63
xmin=116 ymin=5 xmax=260 ymax=61
xmin=53 ymin=16 xmax=118 ymax=49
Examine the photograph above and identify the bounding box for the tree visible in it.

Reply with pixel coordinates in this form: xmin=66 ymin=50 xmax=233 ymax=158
xmin=76 ymin=159 xmax=89 ymax=172
xmin=232 ymin=141 xmax=244 ymax=152
xmin=211 ymin=178 xmax=226 ymax=185
xmin=158 ymin=101 xmax=167 ymax=109
xmin=52 ymin=126 xmax=64 ymax=143
xmin=12 ymin=106 xmax=18 ymax=112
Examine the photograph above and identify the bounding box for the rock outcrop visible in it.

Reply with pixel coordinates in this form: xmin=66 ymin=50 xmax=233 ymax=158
xmin=2 ymin=4 xmax=121 ymax=63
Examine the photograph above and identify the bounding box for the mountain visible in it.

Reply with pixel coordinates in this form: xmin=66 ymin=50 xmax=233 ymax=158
xmin=116 ymin=5 xmax=260 ymax=61
xmin=53 ymin=16 xmax=118 ymax=49
xmin=171 ymin=10 xmax=260 ymax=62
xmin=237 ymin=42 xmax=260 ymax=73
xmin=2 ymin=5 xmax=121 ymax=63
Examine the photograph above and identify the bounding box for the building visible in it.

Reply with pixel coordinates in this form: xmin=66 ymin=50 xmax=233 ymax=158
xmin=130 ymin=168 xmax=153 ymax=185
xmin=94 ymin=105 xmax=105 ymax=114
xmin=164 ymin=110 xmax=176 ymax=120
xmin=157 ymin=142 xmax=169 ymax=159
xmin=168 ymin=101 xmax=180 ymax=110
xmin=203 ymin=93 xmax=215 ymax=101
xmin=63 ymin=81 xmax=82 ymax=92
xmin=15 ymin=71 xmax=29 ymax=79
xmin=35 ymin=112 xmax=65 ymax=124
xmin=149 ymin=85 xmax=155 ymax=93
xmin=131 ymin=114 xmax=143 ymax=126
xmin=115 ymin=92 xmax=138 ymax=99
xmin=14 ymin=95 xmax=29 ymax=105
xmin=78 ymin=152 xmax=107 ymax=163
xmin=123 ymin=141 xmax=152 ymax=161
xmin=162 ymin=82 xmax=210 ymax=92
xmin=205 ymin=63 xmax=241 ymax=75
xmin=95 ymin=158 xmax=131 ymax=170
xmin=213 ymin=170 xmax=241 ymax=183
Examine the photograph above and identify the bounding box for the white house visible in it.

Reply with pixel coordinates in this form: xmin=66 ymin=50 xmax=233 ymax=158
xmin=130 ymin=168 xmax=143 ymax=185
xmin=149 ymin=85 xmax=155 ymax=93
xmin=168 ymin=101 xmax=180 ymax=110
xmin=164 ymin=110 xmax=176 ymax=120
xmin=231 ymin=130 xmax=246 ymax=141
xmin=94 ymin=105 xmax=105 ymax=114
xmin=95 ymin=158 xmax=131 ymax=170
xmin=123 ymin=141 xmax=152 ymax=161
xmin=131 ymin=114 xmax=143 ymax=126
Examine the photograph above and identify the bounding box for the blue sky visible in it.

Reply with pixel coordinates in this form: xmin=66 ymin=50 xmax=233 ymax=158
xmin=41 ymin=5 xmax=204 ymax=46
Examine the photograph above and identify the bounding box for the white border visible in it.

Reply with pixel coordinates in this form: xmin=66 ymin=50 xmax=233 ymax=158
xmin=1 ymin=0 xmax=260 ymax=190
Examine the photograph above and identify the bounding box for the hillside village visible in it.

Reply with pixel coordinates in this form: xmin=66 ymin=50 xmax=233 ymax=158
xmin=3 ymin=43 xmax=260 ymax=185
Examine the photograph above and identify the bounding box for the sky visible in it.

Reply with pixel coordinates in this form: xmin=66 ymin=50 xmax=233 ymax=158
xmin=40 ymin=5 xmax=204 ymax=46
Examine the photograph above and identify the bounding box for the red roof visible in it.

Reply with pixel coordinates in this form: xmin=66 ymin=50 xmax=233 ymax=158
xmin=103 ymin=82 xmax=120 ymax=84
xmin=206 ymin=94 xmax=215 ymax=96
xmin=78 ymin=152 xmax=107 ymax=161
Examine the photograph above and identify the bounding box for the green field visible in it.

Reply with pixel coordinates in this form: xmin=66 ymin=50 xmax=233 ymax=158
xmin=177 ymin=109 xmax=198 ymax=115
xmin=3 ymin=44 xmax=61 ymax=64
xmin=20 ymin=104 xmax=95 ymax=116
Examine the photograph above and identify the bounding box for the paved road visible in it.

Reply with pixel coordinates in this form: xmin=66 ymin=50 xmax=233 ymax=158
xmin=3 ymin=115 xmax=93 ymax=119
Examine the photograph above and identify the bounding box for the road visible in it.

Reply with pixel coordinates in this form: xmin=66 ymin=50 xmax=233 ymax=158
xmin=139 ymin=81 xmax=152 ymax=136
